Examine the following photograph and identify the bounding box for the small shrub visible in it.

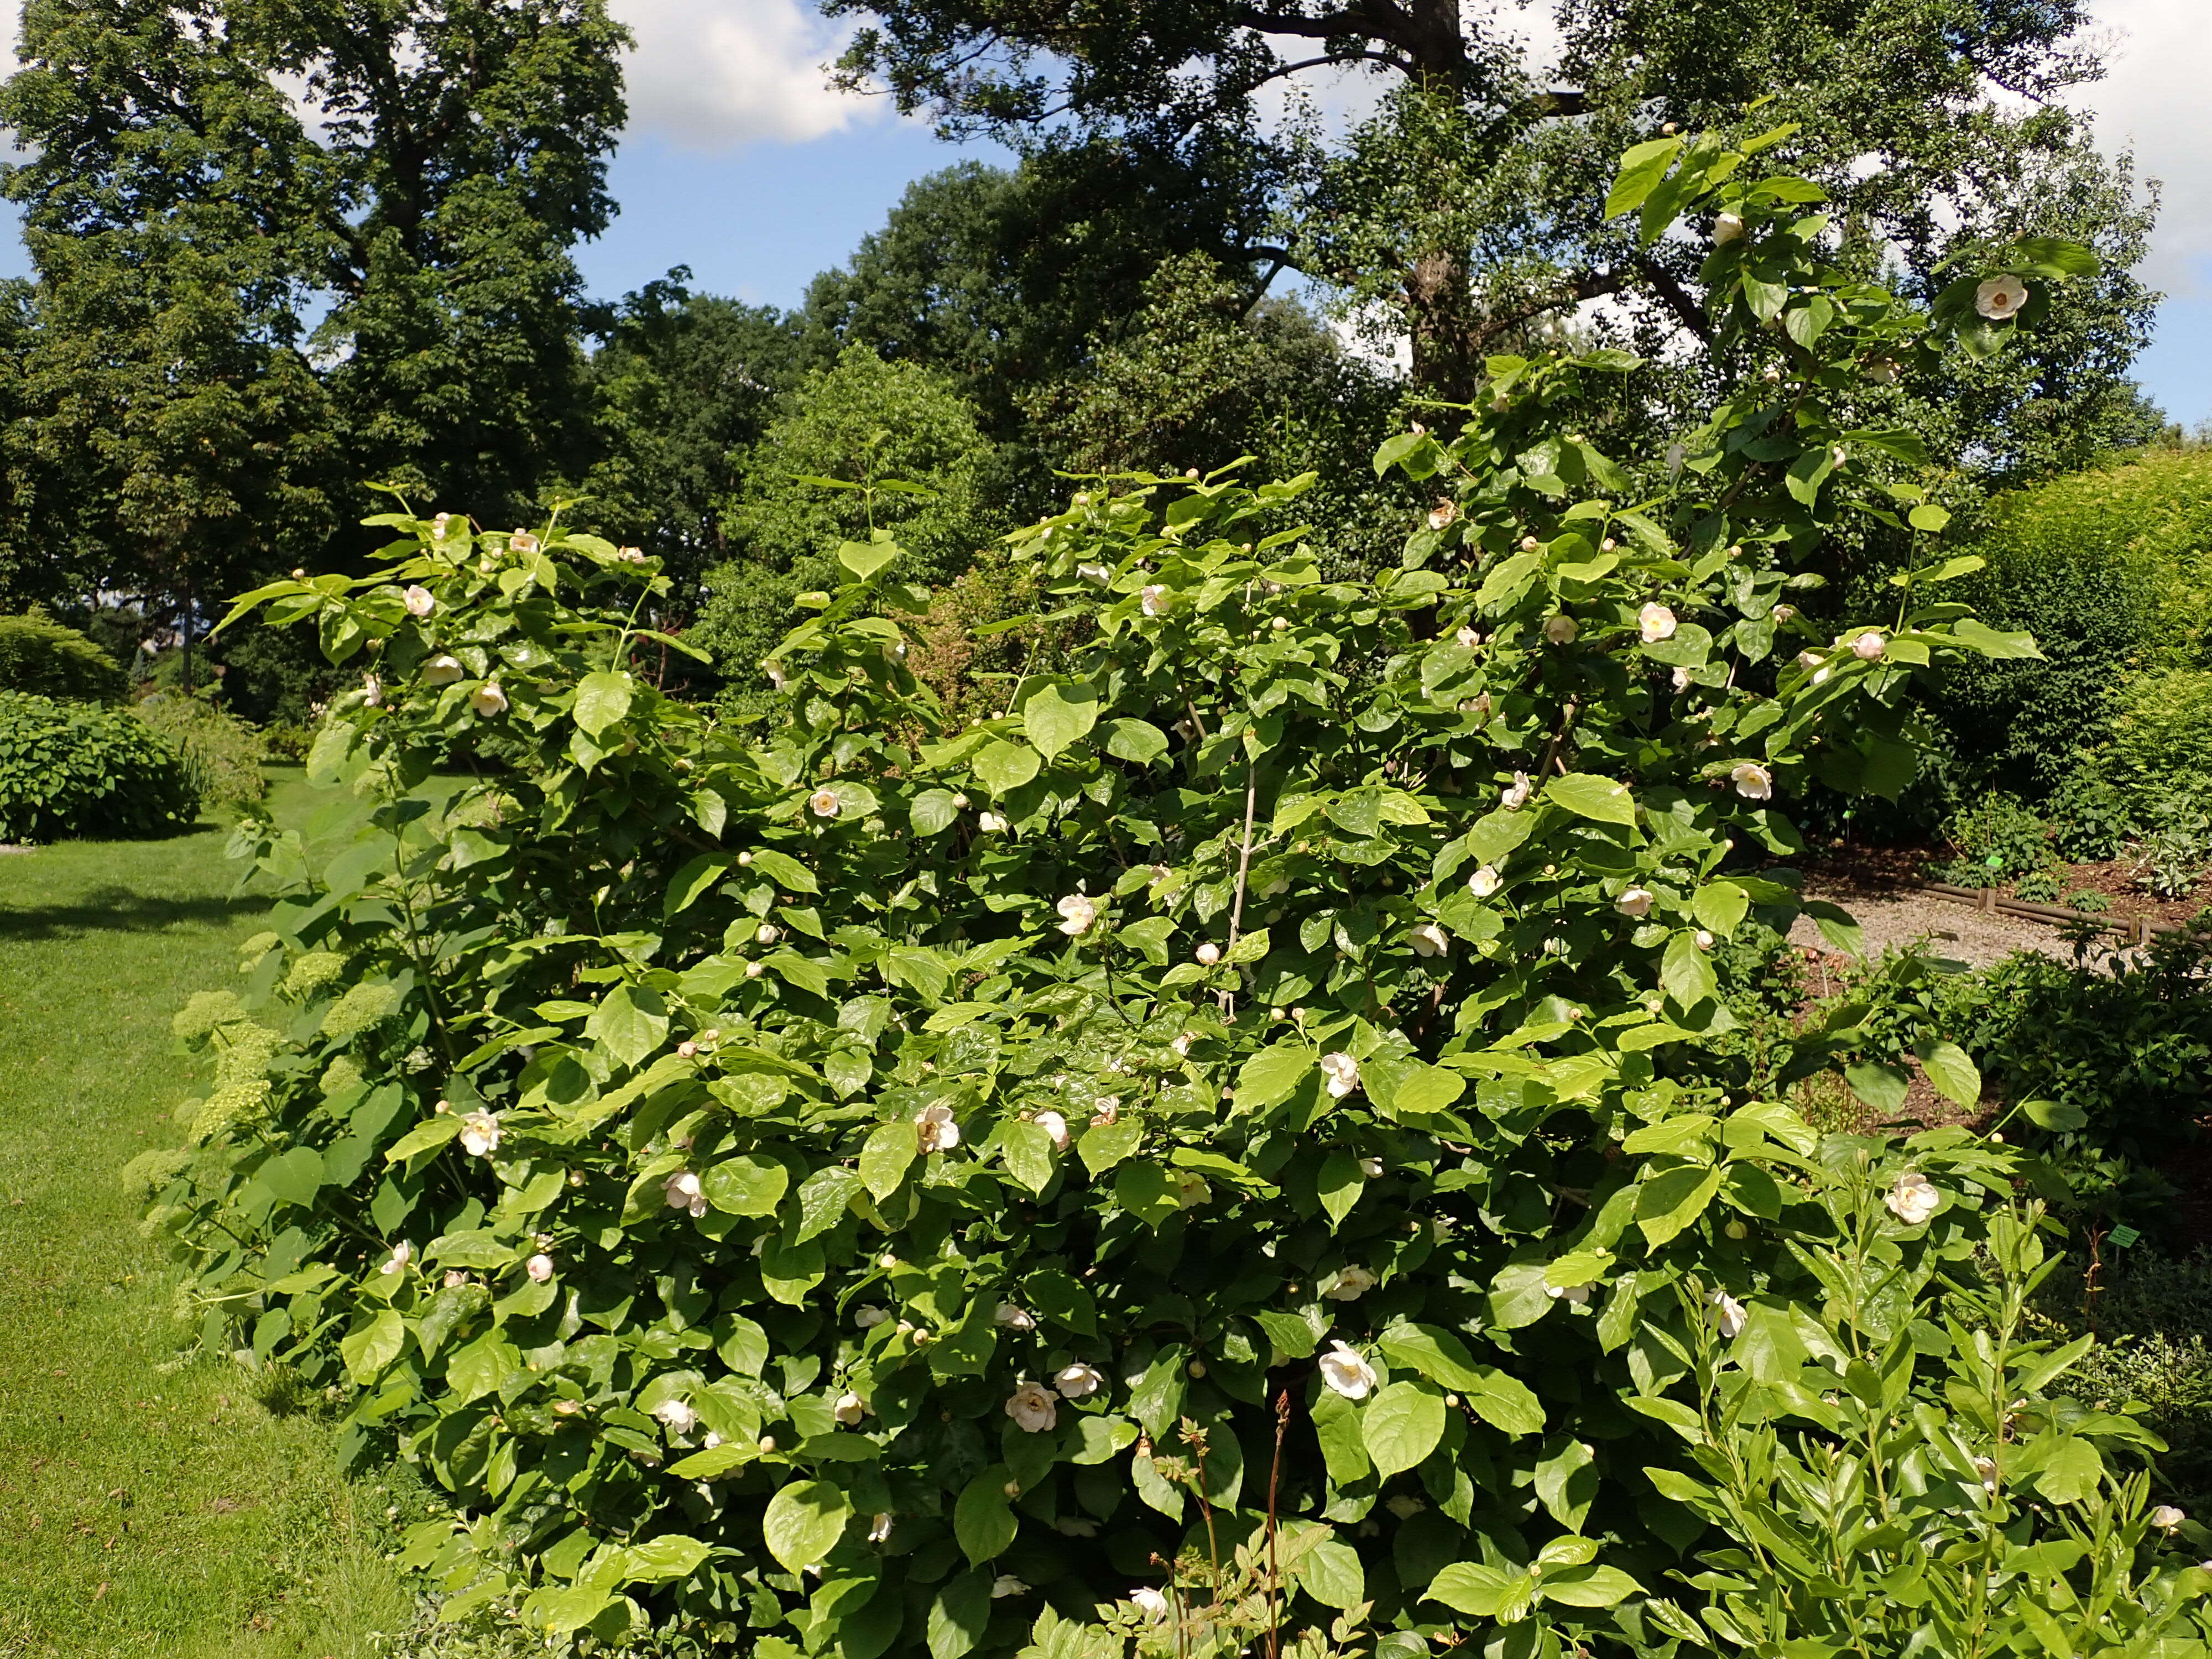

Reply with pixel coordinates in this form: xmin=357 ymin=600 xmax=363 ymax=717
xmin=2110 ymin=667 xmax=2212 ymax=817
xmin=132 ymin=691 xmax=268 ymax=809
xmin=2047 ymin=764 xmax=2138 ymax=861
xmin=2068 ymin=887 xmax=2113 ymax=913
xmin=264 ymin=722 xmax=316 ymax=763
xmin=0 ymin=607 xmax=127 ymax=702
xmin=1928 ymin=791 xmax=2054 ymax=888
xmin=2014 ymin=863 xmax=2068 ymax=903
xmin=2055 ymin=1249 xmax=2212 ymax=1510
xmin=0 ymin=690 xmax=200 ymax=842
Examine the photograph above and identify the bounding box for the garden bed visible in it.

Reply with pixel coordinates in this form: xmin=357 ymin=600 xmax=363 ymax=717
xmin=1803 ymin=840 xmax=2212 ymax=933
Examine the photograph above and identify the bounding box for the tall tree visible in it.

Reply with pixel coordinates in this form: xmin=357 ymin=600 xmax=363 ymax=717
xmin=0 ymin=0 xmax=628 ymax=641
xmin=826 ymin=0 xmax=2157 ymax=462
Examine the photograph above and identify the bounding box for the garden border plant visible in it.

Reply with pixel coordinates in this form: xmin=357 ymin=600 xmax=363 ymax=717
xmin=142 ymin=127 xmax=2212 ymax=1656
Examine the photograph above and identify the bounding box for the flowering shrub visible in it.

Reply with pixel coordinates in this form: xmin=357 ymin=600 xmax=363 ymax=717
xmin=145 ymin=131 xmax=2212 ymax=1653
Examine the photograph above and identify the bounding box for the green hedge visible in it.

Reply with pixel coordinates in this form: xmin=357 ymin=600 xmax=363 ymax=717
xmin=0 ymin=691 xmax=200 ymax=843
xmin=131 ymin=692 xmax=268 ymax=810
xmin=1933 ymin=450 xmax=2212 ymax=799
xmin=0 ymin=608 xmax=127 ymax=703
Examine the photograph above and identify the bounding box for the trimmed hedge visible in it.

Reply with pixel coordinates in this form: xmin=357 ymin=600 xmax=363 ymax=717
xmin=0 ymin=691 xmax=200 ymax=843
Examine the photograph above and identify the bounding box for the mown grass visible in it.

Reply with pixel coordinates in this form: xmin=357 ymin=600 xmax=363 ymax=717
xmin=0 ymin=770 xmax=415 ymax=1658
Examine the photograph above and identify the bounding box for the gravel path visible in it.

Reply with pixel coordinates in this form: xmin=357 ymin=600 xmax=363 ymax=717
xmin=1787 ymin=884 xmax=2075 ymax=968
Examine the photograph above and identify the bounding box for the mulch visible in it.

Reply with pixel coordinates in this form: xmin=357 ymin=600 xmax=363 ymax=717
xmin=1800 ymin=839 xmax=2212 ymax=933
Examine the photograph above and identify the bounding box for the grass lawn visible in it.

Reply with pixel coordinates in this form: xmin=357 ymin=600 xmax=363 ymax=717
xmin=0 ymin=770 xmax=416 ymax=1658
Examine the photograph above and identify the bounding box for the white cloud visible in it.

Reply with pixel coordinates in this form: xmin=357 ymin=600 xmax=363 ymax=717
xmin=2077 ymin=0 xmax=2207 ymax=294
xmin=611 ymin=0 xmax=883 ymax=152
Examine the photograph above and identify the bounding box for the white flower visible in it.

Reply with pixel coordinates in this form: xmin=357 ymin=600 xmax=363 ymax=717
xmin=1077 ymin=562 xmax=1112 ymax=586
xmin=766 ymin=662 xmax=787 ymax=690
xmin=1694 ymin=929 xmax=1715 ymax=951
xmin=469 ymin=681 xmax=508 ymax=718
xmin=1615 ymin=886 xmax=1655 ymax=919
xmin=1455 ymin=624 xmax=1481 ymax=648
xmin=1408 ymin=922 xmax=1449 ymax=958
xmin=403 ymin=584 xmax=436 ymax=618
xmin=1972 ymin=1456 xmax=1999 ymax=1493
xmin=1865 ymin=357 xmax=1900 ymax=385
xmin=1130 ymin=1587 xmax=1171 ymax=1623
xmin=458 ymin=1110 xmax=502 ymax=1157
xmin=1796 ymin=649 xmax=1824 ymax=673
xmin=443 ymin=1269 xmax=467 ymax=1289
xmin=1194 ymin=941 xmax=1222 ymax=966
xmin=654 ymin=1397 xmax=697 ymax=1434
xmin=1975 ymin=274 xmax=2028 ymax=320
xmin=1053 ymin=1515 xmax=1099 ymax=1537
xmin=992 ymin=1575 xmax=1029 ymax=1599
xmin=664 ymin=1170 xmax=707 ymax=1218
xmin=379 ymin=1240 xmax=413 ymax=1276
xmin=1851 ymin=630 xmax=1887 ymax=661
xmin=915 ymin=1103 xmax=959 ymax=1154
xmin=1467 ymin=864 xmax=1504 ymax=900
xmin=1322 ymin=1265 xmax=1376 ymax=1301
xmin=1005 ymin=1380 xmax=1058 ymax=1432
xmin=834 ymin=1391 xmax=867 ymax=1425
xmin=1714 ymin=210 xmax=1745 ymax=244
xmin=1318 ymin=1340 xmax=1378 ymax=1400
xmin=1671 ymin=665 xmax=1693 ymax=692
xmin=994 ymin=1302 xmax=1037 ymax=1332
xmin=1140 ymin=584 xmax=1170 ymax=617
xmin=1730 ymin=761 xmax=1773 ymax=801
xmin=1710 ymin=1290 xmax=1749 ymax=1339
xmin=509 ymin=530 xmax=541 ymax=555
xmin=1091 ymin=1097 xmax=1121 ymax=1126
xmin=854 ymin=1305 xmax=890 ymax=1329
xmin=430 ymin=512 xmax=453 ymax=539
xmin=755 ymin=922 xmax=782 ymax=947
xmin=809 ymin=788 xmax=841 ymax=818
xmin=2150 ymin=1504 xmax=2187 ymax=1531
xmin=525 ymin=1253 xmax=554 ymax=1283
xmin=423 ymin=654 xmax=465 ymax=685
xmin=976 ymin=810 xmax=1008 ymax=832
xmin=1665 ymin=440 xmax=1687 ymax=475
xmin=1319 ymin=1051 xmax=1360 ymax=1099
xmin=869 ymin=1512 xmax=895 ymax=1543
xmin=1032 ymin=1109 xmax=1070 ymax=1150
xmin=1547 ymin=1281 xmax=1592 ymax=1305
xmin=744 ymin=961 xmax=765 ymax=980
xmin=1359 ymin=1156 xmax=1383 ymax=1178
xmin=361 ymin=674 xmax=383 ymax=707
xmin=1428 ymin=498 xmax=1458 ymax=531
xmin=1773 ymin=604 xmax=1796 ymax=623
xmin=1501 ymin=771 xmax=1533 ymax=812
xmin=1055 ymin=1363 xmax=1105 ymax=1399
xmin=1385 ymin=1494 xmax=1427 ymax=1519
xmin=1639 ymin=602 xmax=1678 ymax=643
xmin=1545 ymin=613 xmax=1579 ymax=645
xmin=1173 ymin=1172 xmax=1209 ymax=1209
xmin=1056 ymin=893 xmax=1097 ymax=936
xmin=1884 ymin=1170 xmax=1941 ymax=1227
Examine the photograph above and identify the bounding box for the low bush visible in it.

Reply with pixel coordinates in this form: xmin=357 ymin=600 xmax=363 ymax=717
xmin=132 ymin=690 xmax=269 ymax=809
xmin=136 ymin=135 xmax=2210 ymax=1655
xmin=1926 ymin=791 xmax=2056 ymax=888
xmin=2053 ymin=1249 xmax=2212 ymax=1511
xmin=0 ymin=606 xmax=128 ymax=702
xmin=2109 ymin=667 xmax=2212 ymax=817
xmin=0 ymin=689 xmax=200 ymax=842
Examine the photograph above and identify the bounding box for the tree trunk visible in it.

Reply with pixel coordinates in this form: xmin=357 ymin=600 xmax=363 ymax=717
xmin=1400 ymin=0 xmax=1480 ymax=404
xmin=179 ymin=572 xmax=194 ymax=696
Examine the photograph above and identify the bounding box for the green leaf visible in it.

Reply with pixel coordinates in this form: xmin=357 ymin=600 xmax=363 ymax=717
xmin=2023 ymin=1098 xmax=2087 ymax=1132
xmin=664 ymin=853 xmax=729 ymax=919
xmin=572 ymin=671 xmax=633 ymax=738
xmin=1078 ymin=1117 xmax=1141 ymax=1176
xmin=340 ymin=1308 xmax=405 ymax=1383
xmin=260 ymin=1146 xmax=325 ymax=1209
xmin=702 ymin=1154 xmax=790 ymax=1217
xmin=1298 ymin=1536 xmax=1367 ymax=1611
xmin=586 ymin=983 xmax=669 ymax=1070
xmin=762 ymin=1479 xmax=853 ymax=1574
xmin=1544 ymin=773 xmax=1637 ymax=826
xmin=1539 ymin=1563 xmax=1643 ymax=1608
xmin=1317 ymin=1150 xmax=1364 ymax=1228
xmin=793 ymin=1165 xmax=862 ymax=1243
xmin=1908 ymin=503 xmax=1953 ymax=534
xmin=748 ymin=848 xmax=820 ymax=894
xmin=1021 ymin=681 xmax=1099 ymax=760
xmin=2034 ymin=1436 xmax=2104 ymax=1504
xmin=623 ymin=1536 xmax=711 ymax=1582
xmin=1950 ymin=618 xmax=2041 ymax=660
xmin=1845 ymin=1061 xmax=1910 ymax=1116
xmin=1364 ymin=1381 xmax=1446 ymax=1477
xmin=1916 ymin=1041 xmax=1981 ymax=1111
xmin=1605 ymin=136 xmax=1684 ymax=217
xmin=953 ymin=1468 xmax=1019 ymax=1563
xmin=1691 ymin=881 xmax=1749 ymax=936
xmin=1636 ymin=1166 xmax=1723 ymax=1248
xmin=838 ymin=539 xmax=899 ymax=580
xmin=1235 ymin=1043 xmax=1313 ymax=1110
xmin=859 ymin=1122 xmax=917 ymax=1198
xmin=1535 ymin=1437 xmax=1598 ymax=1531
xmin=928 ymin=1569 xmax=992 ymax=1659
xmin=909 ymin=789 xmax=959 ymax=836
xmin=1378 ymin=1323 xmax=1483 ymax=1390
xmin=1001 ymin=1119 xmax=1056 ymax=1195
xmin=1661 ymin=932 xmax=1719 ymax=1010
xmin=1103 ymin=719 xmax=1168 ymax=763
xmin=973 ymin=740 xmax=1041 ymax=795
xmin=1427 ymin=1563 xmax=1525 ymax=1619
xmin=383 ymin=1113 xmax=462 ymax=1166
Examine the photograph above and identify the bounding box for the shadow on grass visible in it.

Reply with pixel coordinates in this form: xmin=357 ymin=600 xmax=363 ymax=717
xmin=0 ymin=885 xmax=267 ymax=941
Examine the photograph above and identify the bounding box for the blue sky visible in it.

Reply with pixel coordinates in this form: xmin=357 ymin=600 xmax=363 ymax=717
xmin=2 ymin=0 xmax=2206 ymax=424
